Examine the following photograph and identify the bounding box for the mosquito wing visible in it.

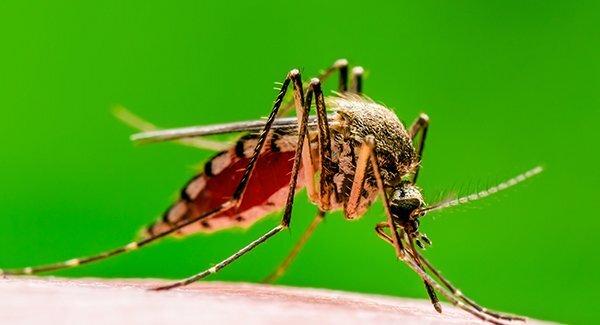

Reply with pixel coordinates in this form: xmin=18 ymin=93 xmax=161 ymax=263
xmin=130 ymin=115 xmax=338 ymax=144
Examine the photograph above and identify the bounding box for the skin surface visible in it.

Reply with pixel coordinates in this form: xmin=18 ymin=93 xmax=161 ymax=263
xmin=0 ymin=278 xmax=554 ymax=325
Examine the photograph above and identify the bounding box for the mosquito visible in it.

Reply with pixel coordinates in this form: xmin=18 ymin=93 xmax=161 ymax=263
xmin=1 ymin=59 xmax=542 ymax=324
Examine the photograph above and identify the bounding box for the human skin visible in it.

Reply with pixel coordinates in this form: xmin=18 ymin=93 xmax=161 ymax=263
xmin=0 ymin=278 xmax=553 ymax=324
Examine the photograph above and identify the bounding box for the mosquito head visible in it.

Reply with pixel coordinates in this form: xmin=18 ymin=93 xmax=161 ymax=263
xmin=390 ymin=181 xmax=425 ymax=235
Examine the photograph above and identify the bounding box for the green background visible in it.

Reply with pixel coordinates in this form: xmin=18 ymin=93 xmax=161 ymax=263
xmin=1 ymin=1 xmax=598 ymax=324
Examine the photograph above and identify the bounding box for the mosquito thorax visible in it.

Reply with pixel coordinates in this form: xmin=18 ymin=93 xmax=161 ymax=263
xmin=389 ymin=181 xmax=425 ymax=233
xmin=327 ymin=95 xmax=416 ymax=184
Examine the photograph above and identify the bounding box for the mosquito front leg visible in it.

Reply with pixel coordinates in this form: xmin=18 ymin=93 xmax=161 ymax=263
xmin=153 ymin=69 xmax=312 ymax=291
xmin=407 ymin=239 xmax=526 ymax=321
xmin=374 ymin=222 xmax=442 ymax=313
xmin=408 ymin=113 xmax=429 ymax=184
xmin=366 ymin=138 xmax=506 ymax=324
xmin=401 ymin=249 xmax=507 ymax=325
xmin=362 ymin=136 xmax=405 ymax=257
xmin=377 ymin=213 xmax=523 ymax=321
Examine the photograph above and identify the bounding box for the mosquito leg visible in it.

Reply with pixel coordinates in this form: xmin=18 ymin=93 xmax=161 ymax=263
xmin=157 ymin=74 xmax=339 ymax=290
xmin=408 ymin=239 xmax=525 ymax=321
xmin=310 ymin=78 xmax=337 ymax=211
xmin=261 ymin=76 xmax=341 ymax=282
xmin=318 ymin=58 xmax=349 ymax=92
xmin=152 ymin=68 xmax=313 ymax=291
xmin=408 ymin=113 xmax=429 ymax=184
xmin=375 ymin=221 xmax=393 ymax=243
xmin=153 ymin=224 xmax=286 ymax=290
xmin=0 ymin=69 xmax=302 ymax=277
xmin=345 ymin=140 xmax=371 ymax=218
xmin=113 ymin=105 xmax=230 ymax=151
xmin=335 ymin=59 xmax=349 ymax=92
xmin=374 ymin=222 xmax=442 ymax=313
xmin=0 ymin=203 xmax=231 ymax=276
xmin=278 ymin=59 xmax=350 ymax=116
xmin=350 ymin=66 xmax=364 ymax=94
xmin=380 ymin=220 xmax=523 ymax=321
xmin=400 ymin=244 xmax=507 ymax=325
xmin=299 ymin=60 xmax=353 ymax=203
xmin=366 ymin=138 xmax=504 ymax=323
xmin=262 ymin=210 xmax=325 ymax=283
xmin=363 ymin=136 xmax=405 ymax=257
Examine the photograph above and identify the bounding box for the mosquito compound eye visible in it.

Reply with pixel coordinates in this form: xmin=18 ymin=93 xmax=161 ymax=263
xmin=391 ymin=198 xmax=421 ymax=216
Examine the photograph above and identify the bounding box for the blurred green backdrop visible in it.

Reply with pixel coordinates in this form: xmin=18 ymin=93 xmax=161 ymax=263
xmin=0 ymin=1 xmax=598 ymax=324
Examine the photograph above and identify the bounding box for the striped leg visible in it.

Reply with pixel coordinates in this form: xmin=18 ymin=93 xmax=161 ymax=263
xmin=366 ymin=137 xmax=510 ymax=324
xmin=349 ymin=137 xmax=437 ymax=311
xmin=375 ymin=222 xmax=441 ymax=313
xmin=153 ymin=69 xmax=315 ymax=290
xmin=296 ymin=60 xmax=363 ymax=204
xmin=0 ymin=204 xmax=228 ymax=276
xmin=278 ymin=58 xmax=354 ymax=117
xmin=0 ymin=69 xmax=302 ymax=277
xmin=262 ymin=210 xmax=325 ymax=283
xmin=406 ymin=238 xmax=526 ymax=321
xmin=263 ymin=71 xmax=349 ymax=283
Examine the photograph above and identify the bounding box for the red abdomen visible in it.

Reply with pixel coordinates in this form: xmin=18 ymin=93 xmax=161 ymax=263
xmin=146 ymin=136 xmax=302 ymax=237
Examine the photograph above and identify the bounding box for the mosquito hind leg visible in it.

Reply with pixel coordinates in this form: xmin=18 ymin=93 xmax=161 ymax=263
xmin=0 ymin=202 xmax=228 ymax=276
xmin=153 ymin=69 xmax=313 ymax=291
xmin=408 ymin=113 xmax=429 ymax=184
xmin=0 ymin=69 xmax=303 ymax=277
xmin=262 ymin=210 xmax=325 ymax=283
xmin=159 ymin=76 xmax=340 ymax=289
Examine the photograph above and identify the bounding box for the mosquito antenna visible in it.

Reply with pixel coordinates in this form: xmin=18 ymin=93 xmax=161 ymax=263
xmin=417 ymin=166 xmax=543 ymax=215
